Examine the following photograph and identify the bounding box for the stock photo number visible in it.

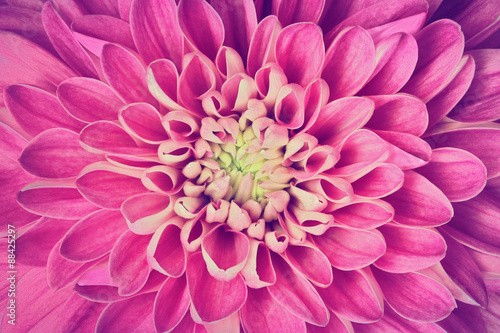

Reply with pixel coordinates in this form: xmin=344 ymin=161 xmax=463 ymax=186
xmin=6 ymin=225 xmax=16 ymax=326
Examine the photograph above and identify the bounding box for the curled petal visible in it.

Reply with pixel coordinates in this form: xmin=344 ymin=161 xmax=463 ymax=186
xmin=122 ymin=193 xmax=175 ymax=235
xmin=255 ymin=63 xmax=288 ymax=109
xmin=221 ymin=73 xmax=258 ymax=112
xmin=147 ymin=59 xmax=183 ymax=110
xmin=297 ymin=176 xmax=352 ymax=204
xmin=142 ymin=165 xmax=185 ymax=195
xmin=216 ymin=46 xmax=245 ymax=79
xmin=274 ymin=84 xmax=305 ymax=129
xmin=241 ymin=239 xmax=276 ymax=288
xmin=119 ymin=103 xmax=168 ymax=144
xmin=180 ymin=214 xmax=208 ymax=252
xmin=148 ymin=219 xmax=186 ymax=277
xmin=158 ymin=140 xmax=194 ymax=166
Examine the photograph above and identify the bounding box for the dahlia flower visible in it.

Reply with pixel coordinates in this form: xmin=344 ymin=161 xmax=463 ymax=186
xmin=1 ymin=0 xmax=500 ymax=331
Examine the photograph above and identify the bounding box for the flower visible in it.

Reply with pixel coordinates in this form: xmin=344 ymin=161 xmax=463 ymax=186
xmin=1 ymin=0 xmax=500 ymax=331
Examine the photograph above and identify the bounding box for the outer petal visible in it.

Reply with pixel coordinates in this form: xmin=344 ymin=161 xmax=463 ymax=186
xmin=130 ymin=0 xmax=183 ymax=67
xmin=55 ymin=292 xmax=107 ymax=333
xmin=275 ymin=23 xmax=324 ymax=87
xmin=186 ymin=252 xmax=247 ymax=323
xmin=285 ymin=242 xmax=333 ymax=287
xmin=247 ymin=15 xmax=282 ymax=77
xmin=154 ymin=276 xmax=190 ymax=332
xmin=19 ymin=128 xmax=103 ymax=178
xmin=375 ymin=224 xmax=446 ymax=273
xmin=277 ymin=0 xmax=325 ymax=25
xmin=267 ymin=252 xmax=329 ymax=326
xmin=373 ymin=269 xmax=456 ymax=322
xmin=322 ymin=26 xmax=376 ymax=100
xmin=241 ymin=288 xmax=306 ymax=333
xmin=119 ymin=103 xmax=168 ymax=143
xmin=147 ymin=220 xmax=186 ymax=277
xmin=385 ymin=170 xmax=453 ymax=227
xmin=121 ymin=193 xmax=175 ymax=235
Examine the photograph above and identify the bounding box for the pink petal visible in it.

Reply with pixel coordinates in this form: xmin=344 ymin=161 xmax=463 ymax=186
xmin=241 ymin=239 xmax=276 ymax=288
xmin=4 ymin=84 xmax=85 ymax=137
xmin=314 ymin=226 xmax=386 ymax=270
xmin=101 ymin=43 xmax=156 ymax=105
xmin=119 ymin=102 xmax=168 ymax=143
xmin=417 ymin=147 xmax=487 ymax=202
xmin=352 ymin=163 xmax=404 ymax=198
xmin=178 ymin=0 xmax=224 ymax=60
xmin=42 ymin=2 xmax=98 ymax=78
xmin=50 ymin=0 xmax=87 ymax=23
xmin=221 ymin=73 xmax=258 ymax=112
xmin=385 ymin=170 xmax=453 ymax=227
xmin=426 ymin=127 xmax=500 ymax=179
xmin=274 ymin=84 xmax=305 ymax=129
xmin=426 ymin=55 xmax=475 ymax=127
xmin=186 ymin=251 xmax=247 ymax=323
xmin=158 ymin=140 xmax=195 ymax=166
xmin=307 ymin=97 xmax=374 ymax=147
xmin=373 ymin=269 xmax=456 ymax=322
xmin=162 ymin=110 xmax=201 ymax=143
xmin=306 ymin=311 xmax=353 ymax=333
xmin=241 ymin=287 xmax=306 ymax=333
xmin=19 ymin=128 xmax=103 ymax=178
xmin=154 ymin=276 xmax=190 ymax=332
xmin=16 ymin=217 xmax=74 ymax=266
xmin=57 ymin=77 xmax=126 ymax=122
xmin=267 ymin=252 xmax=329 ymax=326
xmin=0 ymin=31 xmax=75 ymax=94
xmin=211 ymin=0 xmax=257 ymax=63
xmin=441 ymin=191 xmax=500 ymax=256
xmin=76 ymin=164 xmax=147 ymax=209
xmin=130 ymin=0 xmax=183 ymax=67
xmin=201 ymin=224 xmax=250 ymax=281
xmin=216 ymin=46 xmax=245 ymax=79
xmin=376 ymin=130 xmax=432 ymax=170
xmin=17 ymin=181 xmax=99 ymax=219
xmin=322 ymin=26 xmax=375 ymax=100
xmin=60 ymin=209 xmax=128 ymax=262
xmin=277 ymin=0 xmax=324 ymax=25
xmin=448 ymin=49 xmax=500 ymax=122
xmin=365 ymin=94 xmax=428 ymax=137
xmin=298 ymin=78 xmax=330 ymax=133
xmin=401 ymin=19 xmax=465 ymax=102
xmin=360 ymin=33 xmax=418 ymax=95
xmin=438 ymin=303 xmax=487 ymax=333
xmin=72 ymin=14 xmax=136 ymax=57
xmin=285 ymin=242 xmax=332 ymax=287
xmin=331 ymin=199 xmax=395 ymax=229
xmin=55 ymin=292 xmax=107 ymax=333
xmin=96 ymin=293 xmax=156 ymax=332
xmin=319 ymin=268 xmax=384 ymax=323
xmin=255 ymin=63 xmax=288 ymax=109
xmin=247 ymin=15 xmax=282 ymax=77
xmin=275 ymin=23 xmax=324 ymax=87
xmin=147 ymin=59 xmax=183 ymax=110
xmin=375 ymin=224 xmax=446 ymax=273
xmin=47 ymin=240 xmax=97 ymax=290
xmin=121 ymin=193 xmax=175 ymax=235
xmin=147 ymin=220 xmax=186 ymax=277
xmin=141 ymin=165 xmax=185 ymax=195
xmin=109 ymin=230 xmax=151 ymax=296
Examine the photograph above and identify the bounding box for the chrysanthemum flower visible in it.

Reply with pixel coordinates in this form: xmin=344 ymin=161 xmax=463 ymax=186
xmin=1 ymin=0 xmax=500 ymax=331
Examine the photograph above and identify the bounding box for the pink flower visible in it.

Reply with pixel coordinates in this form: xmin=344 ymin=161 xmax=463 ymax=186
xmin=1 ymin=0 xmax=500 ymax=331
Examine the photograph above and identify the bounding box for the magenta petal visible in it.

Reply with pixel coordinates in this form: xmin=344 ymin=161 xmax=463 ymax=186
xmin=130 ymin=0 xmax=183 ymax=67
xmin=72 ymin=15 xmax=136 ymax=56
xmin=375 ymin=224 xmax=446 ymax=273
xmin=154 ymin=276 xmax=190 ymax=332
xmin=440 ymin=233 xmax=488 ymax=307
xmin=385 ymin=170 xmax=453 ymax=227
xmin=247 ymin=15 xmax=282 ymax=77
xmin=5 ymin=84 xmax=85 ymax=137
xmin=201 ymin=224 xmax=250 ymax=281
xmin=417 ymin=148 xmax=487 ymax=202
xmin=17 ymin=181 xmax=99 ymax=219
xmin=267 ymin=252 xmax=329 ymax=326
xmin=319 ymin=269 xmax=383 ymax=323
xmin=366 ymin=94 xmax=428 ymax=137
xmin=42 ymin=2 xmax=98 ymax=78
xmin=101 ymin=43 xmax=156 ymax=105
xmin=57 ymin=77 xmax=126 ymax=122
xmin=19 ymin=128 xmax=103 ymax=178
xmin=360 ymin=33 xmax=418 ymax=95
xmin=448 ymin=49 xmax=500 ymax=122
xmin=314 ymin=226 xmax=386 ymax=271
xmin=16 ymin=217 xmax=74 ymax=266
xmin=76 ymin=165 xmax=147 ymax=209
xmin=322 ymin=26 xmax=375 ymax=100
xmin=306 ymin=311 xmax=353 ymax=333
xmin=308 ymin=97 xmax=374 ymax=147
xmin=241 ymin=287 xmax=306 ymax=333
xmin=373 ymin=269 xmax=456 ymax=322
xmin=275 ymin=23 xmax=324 ymax=87
xmin=376 ymin=130 xmax=431 ymax=170
xmin=96 ymin=293 xmax=156 ymax=332
xmin=186 ymin=252 xmax=247 ymax=323
xmin=426 ymin=55 xmax=475 ymax=127
xmin=109 ymin=231 xmax=151 ymax=296
xmin=60 ymin=210 xmax=127 ymax=262
xmin=56 ymin=292 xmax=107 ymax=333
xmin=277 ymin=0 xmax=324 ymax=26
xmin=285 ymin=242 xmax=332 ymax=287
xmin=441 ymin=191 xmax=500 ymax=256
xmin=119 ymin=103 xmax=168 ymax=143
xmin=148 ymin=221 xmax=186 ymax=277
xmin=426 ymin=127 xmax=500 ymax=179
xmin=332 ymin=199 xmax=394 ymax=229
xmin=0 ymin=31 xmax=75 ymax=94
xmin=178 ymin=0 xmax=224 ymax=60
xmin=401 ymin=19 xmax=465 ymax=102
xmin=352 ymin=163 xmax=404 ymax=198
xmin=122 ymin=193 xmax=174 ymax=235
xmin=211 ymin=0 xmax=257 ymax=63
